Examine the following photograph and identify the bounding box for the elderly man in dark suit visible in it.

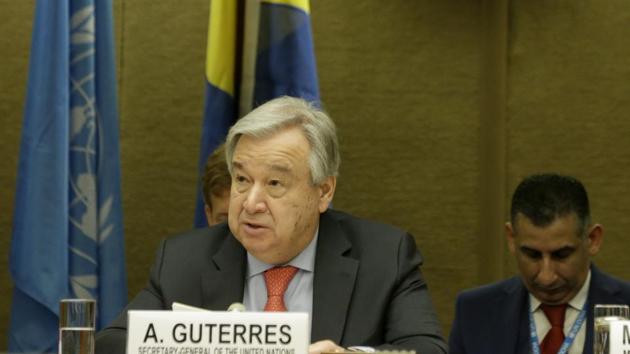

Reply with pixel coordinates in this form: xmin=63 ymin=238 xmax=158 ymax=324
xmin=449 ymin=173 xmax=630 ymax=354
xmin=96 ymin=96 xmax=447 ymax=354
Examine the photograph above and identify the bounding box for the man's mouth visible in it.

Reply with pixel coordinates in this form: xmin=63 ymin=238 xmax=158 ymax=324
xmin=241 ymin=220 xmax=269 ymax=233
xmin=245 ymin=222 xmax=264 ymax=229
xmin=535 ymin=285 xmax=565 ymax=297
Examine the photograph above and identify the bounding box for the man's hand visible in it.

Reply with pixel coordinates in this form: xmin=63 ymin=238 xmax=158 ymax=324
xmin=309 ymin=340 xmax=345 ymax=354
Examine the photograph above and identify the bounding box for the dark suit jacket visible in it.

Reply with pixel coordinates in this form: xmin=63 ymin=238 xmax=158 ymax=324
xmin=96 ymin=209 xmax=447 ymax=354
xmin=449 ymin=266 xmax=630 ymax=354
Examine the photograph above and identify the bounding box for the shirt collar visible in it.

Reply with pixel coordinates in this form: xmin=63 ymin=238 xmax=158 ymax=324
xmin=529 ymin=269 xmax=591 ymax=311
xmin=246 ymin=227 xmax=319 ymax=278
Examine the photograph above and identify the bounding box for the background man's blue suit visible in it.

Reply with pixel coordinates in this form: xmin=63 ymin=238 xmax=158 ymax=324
xmin=449 ymin=266 xmax=630 ymax=354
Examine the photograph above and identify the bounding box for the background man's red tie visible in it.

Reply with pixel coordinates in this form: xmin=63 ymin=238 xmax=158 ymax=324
xmin=540 ymin=304 xmax=567 ymax=354
xmin=263 ymin=266 xmax=298 ymax=312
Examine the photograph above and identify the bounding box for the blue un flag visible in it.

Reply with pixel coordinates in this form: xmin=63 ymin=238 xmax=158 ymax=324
xmin=9 ymin=0 xmax=127 ymax=352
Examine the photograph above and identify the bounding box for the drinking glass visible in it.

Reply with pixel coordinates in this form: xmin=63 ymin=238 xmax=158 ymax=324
xmin=594 ymin=304 xmax=630 ymax=354
xmin=59 ymin=299 xmax=96 ymax=354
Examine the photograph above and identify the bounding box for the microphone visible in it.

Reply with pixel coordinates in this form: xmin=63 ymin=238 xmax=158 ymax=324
xmin=227 ymin=302 xmax=246 ymax=312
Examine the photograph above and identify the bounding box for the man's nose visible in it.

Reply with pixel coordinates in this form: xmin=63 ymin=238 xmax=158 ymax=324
xmin=536 ymin=257 xmax=558 ymax=286
xmin=242 ymin=184 xmax=267 ymax=214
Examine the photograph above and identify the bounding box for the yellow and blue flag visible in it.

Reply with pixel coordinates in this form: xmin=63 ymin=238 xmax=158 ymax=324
xmin=9 ymin=0 xmax=127 ymax=351
xmin=194 ymin=0 xmax=320 ymax=226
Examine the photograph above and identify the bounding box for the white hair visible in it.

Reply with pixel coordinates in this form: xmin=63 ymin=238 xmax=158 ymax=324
xmin=225 ymin=96 xmax=340 ymax=184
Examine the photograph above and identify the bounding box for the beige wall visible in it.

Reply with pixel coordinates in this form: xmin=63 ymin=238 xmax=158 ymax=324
xmin=1 ymin=0 xmax=35 ymax=348
xmin=2 ymin=0 xmax=630 ymax=349
xmin=504 ymin=0 xmax=630 ymax=276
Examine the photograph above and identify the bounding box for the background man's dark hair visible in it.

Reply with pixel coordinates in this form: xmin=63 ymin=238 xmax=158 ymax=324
xmin=510 ymin=173 xmax=590 ymax=236
xmin=201 ymin=143 xmax=231 ymax=207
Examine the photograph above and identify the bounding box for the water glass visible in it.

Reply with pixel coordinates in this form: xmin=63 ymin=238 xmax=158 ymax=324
xmin=594 ymin=304 xmax=630 ymax=354
xmin=59 ymin=299 xmax=96 ymax=354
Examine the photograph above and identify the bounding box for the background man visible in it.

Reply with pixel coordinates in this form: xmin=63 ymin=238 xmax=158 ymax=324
xmin=449 ymin=173 xmax=630 ymax=354
xmin=96 ymin=96 xmax=447 ymax=354
xmin=201 ymin=143 xmax=231 ymax=225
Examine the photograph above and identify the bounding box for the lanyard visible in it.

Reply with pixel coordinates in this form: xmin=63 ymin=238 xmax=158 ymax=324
xmin=528 ymin=299 xmax=588 ymax=354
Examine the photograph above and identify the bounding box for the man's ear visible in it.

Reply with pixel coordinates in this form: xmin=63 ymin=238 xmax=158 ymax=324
xmin=317 ymin=176 xmax=336 ymax=213
xmin=586 ymin=223 xmax=604 ymax=256
xmin=506 ymin=222 xmax=516 ymax=255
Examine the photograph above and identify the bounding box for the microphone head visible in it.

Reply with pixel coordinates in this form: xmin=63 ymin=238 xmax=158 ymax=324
xmin=227 ymin=302 xmax=246 ymax=312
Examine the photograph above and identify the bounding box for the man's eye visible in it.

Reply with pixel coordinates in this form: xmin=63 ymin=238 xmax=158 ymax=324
xmin=267 ymin=179 xmax=287 ymax=198
xmin=235 ymin=175 xmax=247 ymax=183
xmin=522 ymin=248 xmax=542 ymax=259
xmin=553 ymin=248 xmax=574 ymax=260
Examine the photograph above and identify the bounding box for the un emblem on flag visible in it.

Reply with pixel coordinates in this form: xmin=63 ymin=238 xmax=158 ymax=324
xmin=67 ymin=4 xmax=116 ymax=300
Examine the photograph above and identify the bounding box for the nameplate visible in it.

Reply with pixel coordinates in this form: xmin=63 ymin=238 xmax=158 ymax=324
xmin=609 ymin=320 xmax=630 ymax=354
xmin=127 ymin=310 xmax=309 ymax=354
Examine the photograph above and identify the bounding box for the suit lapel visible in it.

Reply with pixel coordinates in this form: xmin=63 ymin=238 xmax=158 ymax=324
xmin=201 ymin=234 xmax=247 ymax=311
xmin=311 ymin=212 xmax=359 ymax=343
xmin=500 ymin=278 xmax=531 ymax=354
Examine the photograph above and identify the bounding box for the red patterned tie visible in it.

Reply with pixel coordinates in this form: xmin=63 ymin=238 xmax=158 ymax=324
xmin=263 ymin=266 xmax=298 ymax=312
xmin=540 ymin=304 xmax=567 ymax=354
